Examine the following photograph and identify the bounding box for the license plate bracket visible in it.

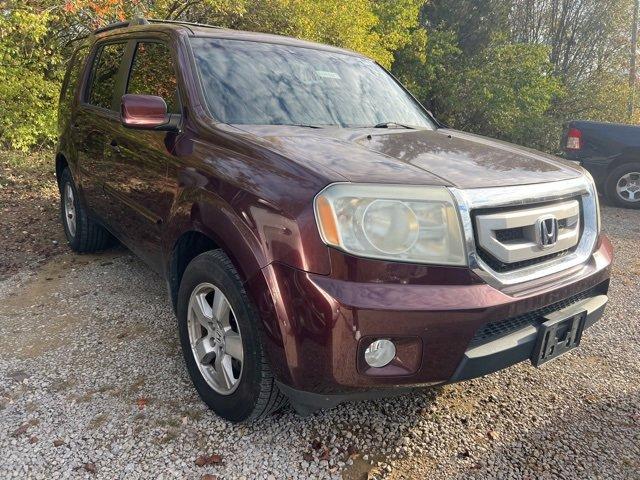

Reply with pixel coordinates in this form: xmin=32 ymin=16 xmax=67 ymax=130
xmin=531 ymin=311 xmax=587 ymax=366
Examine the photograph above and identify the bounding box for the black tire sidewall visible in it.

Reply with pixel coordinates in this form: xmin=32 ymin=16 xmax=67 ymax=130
xmin=59 ymin=168 xmax=84 ymax=250
xmin=177 ymin=251 xmax=265 ymax=422
xmin=605 ymin=163 xmax=640 ymax=209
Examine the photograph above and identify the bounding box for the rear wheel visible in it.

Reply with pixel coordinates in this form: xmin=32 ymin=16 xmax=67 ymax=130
xmin=59 ymin=168 xmax=113 ymax=252
xmin=177 ymin=250 xmax=287 ymax=422
xmin=605 ymin=162 xmax=640 ymax=209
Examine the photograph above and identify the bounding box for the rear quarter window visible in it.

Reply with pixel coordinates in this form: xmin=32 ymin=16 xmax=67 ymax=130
xmin=59 ymin=46 xmax=89 ymax=129
xmin=61 ymin=46 xmax=88 ymax=102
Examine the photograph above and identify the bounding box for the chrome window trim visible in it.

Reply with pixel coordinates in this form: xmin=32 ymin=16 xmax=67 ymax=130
xmin=449 ymin=176 xmax=599 ymax=289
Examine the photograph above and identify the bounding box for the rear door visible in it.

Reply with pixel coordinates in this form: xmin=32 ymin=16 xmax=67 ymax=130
xmin=103 ymin=37 xmax=182 ymax=270
xmin=73 ymin=41 xmax=129 ymax=225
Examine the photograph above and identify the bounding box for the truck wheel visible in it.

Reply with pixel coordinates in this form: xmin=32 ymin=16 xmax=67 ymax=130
xmin=177 ymin=249 xmax=288 ymax=422
xmin=59 ymin=168 xmax=114 ymax=252
xmin=605 ymin=163 xmax=640 ymax=209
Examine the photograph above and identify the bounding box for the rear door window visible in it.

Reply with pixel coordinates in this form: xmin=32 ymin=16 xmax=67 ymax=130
xmin=87 ymin=42 xmax=127 ymax=110
xmin=126 ymin=42 xmax=180 ymax=113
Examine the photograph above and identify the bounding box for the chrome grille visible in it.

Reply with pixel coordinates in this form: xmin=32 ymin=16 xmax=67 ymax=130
xmin=449 ymin=177 xmax=600 ymax=289
xmin=474 ymin=199 xmax=581 ymax=266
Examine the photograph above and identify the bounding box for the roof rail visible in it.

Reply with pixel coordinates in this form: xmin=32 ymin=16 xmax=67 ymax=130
xmin=94 ymin=17 xmax=149 ymax=34
xmin=147 ymin=19 xmax=223 ymax=30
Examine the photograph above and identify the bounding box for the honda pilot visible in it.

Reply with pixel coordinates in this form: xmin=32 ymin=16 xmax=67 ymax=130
xmin=55 ymin=18 xmax=612 ymax=422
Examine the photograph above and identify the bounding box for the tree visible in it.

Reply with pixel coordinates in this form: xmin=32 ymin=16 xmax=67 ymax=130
xmin=393 ymin=2 xmax=562 ymax=151
xmin=508 ymin=0 xmax=631 ymax=84
xmin=0 ymin=6 xmax=61 ymax=150
xmin=2 ymin=0 xmax=638 ymax=153
xmin=423 ymin=0 xmax=511 ymax=56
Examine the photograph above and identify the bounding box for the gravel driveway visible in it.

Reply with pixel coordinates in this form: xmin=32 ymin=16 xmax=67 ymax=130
xmin=1 ymin=205 xmax=638 ymax=479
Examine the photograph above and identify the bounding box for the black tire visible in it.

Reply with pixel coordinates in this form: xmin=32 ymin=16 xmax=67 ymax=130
xmin=59 ymin=168 xmax=114 ymax=252
xmin=604 ymin=162 xmax=640 ymax=209
xmin=177 ymin=250 xmax=287 ymax=422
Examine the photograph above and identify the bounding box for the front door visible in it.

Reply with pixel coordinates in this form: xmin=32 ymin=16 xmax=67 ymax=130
xmin=102 ymin=39 xmax=182 ymax=271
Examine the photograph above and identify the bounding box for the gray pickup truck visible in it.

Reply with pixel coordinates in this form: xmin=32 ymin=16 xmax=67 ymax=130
xmin=563 ymin=120 xmax=640 ymax=209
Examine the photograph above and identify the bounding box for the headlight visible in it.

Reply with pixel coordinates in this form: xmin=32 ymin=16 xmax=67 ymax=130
xmin=314 ymin=183 xmax=467 ymax=265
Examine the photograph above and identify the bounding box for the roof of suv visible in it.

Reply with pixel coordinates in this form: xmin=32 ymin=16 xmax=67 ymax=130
xmin=94 ymin=18 xmax=363 ymax=58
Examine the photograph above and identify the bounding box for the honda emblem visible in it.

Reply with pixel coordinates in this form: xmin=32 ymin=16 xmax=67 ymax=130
xmin=536 ymin=215 xmax=559 ymax=248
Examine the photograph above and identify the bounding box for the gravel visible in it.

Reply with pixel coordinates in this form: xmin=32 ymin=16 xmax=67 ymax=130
xmin=0 ymin=205 xmax=638 ymax=479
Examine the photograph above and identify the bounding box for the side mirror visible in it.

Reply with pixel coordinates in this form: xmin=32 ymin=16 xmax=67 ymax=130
xmin=121 ymin=94 xmax=180 ymax=132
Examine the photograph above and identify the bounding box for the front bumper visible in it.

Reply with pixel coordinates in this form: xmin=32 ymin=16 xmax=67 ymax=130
xmin=449 ymin=292 xmax=607 ymax=382
xmin=277 ymin=286 xmax=609 ymax=416
xmin=250 ymin=236 xmax=612 ymax=413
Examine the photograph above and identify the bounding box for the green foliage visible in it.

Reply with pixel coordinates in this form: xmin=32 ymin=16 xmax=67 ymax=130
xmin=556 ymin=72 xmax=640 ymax=125
xmin=0 ymin=8 xmax=62 ymax=151
xmin=393 ymin=28 xmax=460 ymax=110
xmin=393 ymin=0 xmax=638 ymax=153
xmin=423 ymin=0 xmax=511 ymax=56
xmin=446 ymin=44 xmax=563 ymax=151
xmin=396 ymin=36 xmax=563 ymax=151
xmin=163 ymin=0 xmax=423 ymax=67
xmin=371 ymin=0 xmax=424 ymax=62
xmin=245 ymin=0 xmax=389 ymax=66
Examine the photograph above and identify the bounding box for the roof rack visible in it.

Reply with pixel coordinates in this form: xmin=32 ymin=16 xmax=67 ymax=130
xmin=146 ymin=19 xmax=223 ymax=30
xmin=93 ymin=18 xmax=222 ymax=35
xmin=94 ymin=17 xmax=148 ymax=34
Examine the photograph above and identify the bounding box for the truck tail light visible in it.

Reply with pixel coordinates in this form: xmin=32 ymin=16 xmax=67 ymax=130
xmin=566 ymin=128 xmax=582 ymax=150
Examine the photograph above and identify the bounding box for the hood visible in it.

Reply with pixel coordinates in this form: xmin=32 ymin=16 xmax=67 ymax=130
xmin=226 ymin=125 xmax=583 ymax=189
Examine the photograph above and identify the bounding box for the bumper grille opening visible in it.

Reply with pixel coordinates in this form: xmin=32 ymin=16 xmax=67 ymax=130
xmin=468 ymin=286 xmax=600 ymax=348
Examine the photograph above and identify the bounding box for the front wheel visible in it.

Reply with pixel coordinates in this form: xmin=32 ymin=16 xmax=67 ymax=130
xmin=604 ymin=162 xmax=640 ymax=209
xmin=177 ymin=250 xmax=287 ymax=422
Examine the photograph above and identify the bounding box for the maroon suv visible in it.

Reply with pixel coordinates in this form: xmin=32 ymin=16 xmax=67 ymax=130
xmin=56 ymin=19 xmax=612 ymax=422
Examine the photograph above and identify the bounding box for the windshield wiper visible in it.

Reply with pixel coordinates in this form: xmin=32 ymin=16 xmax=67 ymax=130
xmin=275 ymin=123 xmax=325 ymax=129
xmin=372 ymin=122 xmax=415 ymax=129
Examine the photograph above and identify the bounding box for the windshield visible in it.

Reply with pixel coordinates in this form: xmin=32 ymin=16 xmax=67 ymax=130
xmin=190 ymin=37 xmax=435 ymax=129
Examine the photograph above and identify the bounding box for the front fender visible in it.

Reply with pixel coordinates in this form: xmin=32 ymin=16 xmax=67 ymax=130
xmin=162 ymin=187 xmax=310 ymax=384
xmin=162 ymin=188 xmax=266 ymax=283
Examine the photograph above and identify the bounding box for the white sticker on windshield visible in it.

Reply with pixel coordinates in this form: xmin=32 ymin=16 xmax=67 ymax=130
xmin=316 ymin=70 xmax=341 ymax=80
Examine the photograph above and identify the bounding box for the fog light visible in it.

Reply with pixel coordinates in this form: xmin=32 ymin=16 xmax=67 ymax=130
xmin=364 ymin=339 xmax=396 ymax=368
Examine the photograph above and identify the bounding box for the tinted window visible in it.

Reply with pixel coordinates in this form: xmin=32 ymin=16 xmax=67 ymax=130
xmin=61 ymin=46 xmax=88 ymax=101
xmin=190 ymin=38 xmax=434 ymax=129
xmin=88 ymin=42 xmax=127 ymax=110
xmin=127 ymin=42 xmax=179 ymax=113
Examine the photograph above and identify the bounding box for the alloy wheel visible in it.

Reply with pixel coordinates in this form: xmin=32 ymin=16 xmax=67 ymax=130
xmin=616 ymin=172 xmax=640 ymax=203
xmin=187 ymin=283 xmax=244 ymax=395
xmin=64 ymin=183 xmax=77 ymax=237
